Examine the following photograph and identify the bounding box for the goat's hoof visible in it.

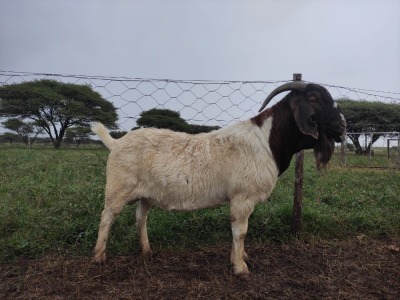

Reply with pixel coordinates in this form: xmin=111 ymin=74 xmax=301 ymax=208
xmin=236 ymin=272 xmax=251 ymax=281
xmin=93 ymin=252 xmax=106 ymax=265
xmin=142 ymin=249 xmax=153 ymax=260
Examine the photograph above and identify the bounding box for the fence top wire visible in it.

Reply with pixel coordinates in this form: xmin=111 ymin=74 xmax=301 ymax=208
xmin=1 ymin=70 xmax=399 ymax=92
xmin=0 ymin=70 xmax=289 ymax=85
xmin=1 ymin=71 xmax=400 ymax=131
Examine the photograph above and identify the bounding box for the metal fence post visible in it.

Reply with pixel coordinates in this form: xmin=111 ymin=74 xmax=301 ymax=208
xmin=397 ymin=133 xmax=400 ymax=169
xmin=292 ymin=73 xmax=303 ymax=236
xmin=369 ymin=133 xmax=374 ymax=159
xmin=340 ymin=138 xmax=347 ymax=166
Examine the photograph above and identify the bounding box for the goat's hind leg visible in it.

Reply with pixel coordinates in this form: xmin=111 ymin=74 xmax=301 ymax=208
xmin=136 ymin=199 xmax=153 ymax=258
xmin=93 ymin=205 xmax=122 ymax=263
xmin=93 ymin=189 xmax=132 ymax=264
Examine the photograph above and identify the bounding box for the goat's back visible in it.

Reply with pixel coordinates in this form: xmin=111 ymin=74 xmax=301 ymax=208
xmin=104 ymin=124 xmax=279 ymax=211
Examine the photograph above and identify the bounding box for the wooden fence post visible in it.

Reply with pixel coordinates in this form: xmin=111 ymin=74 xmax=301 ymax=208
xmin=292 ymin=73 xmax=303 ymax=236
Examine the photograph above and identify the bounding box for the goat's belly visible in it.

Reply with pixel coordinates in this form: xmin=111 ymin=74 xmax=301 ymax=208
xmin=150 ymin=193 xmax=229 ymax=212
xmin=141 ymin=172 xmax=229 ymax=211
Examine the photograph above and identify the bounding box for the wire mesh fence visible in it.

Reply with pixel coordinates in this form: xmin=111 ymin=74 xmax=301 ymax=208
xmin=1 ymin=71 xmax=399 ymax=129
xmin=0 ymin=70 xmax=399 ymax=169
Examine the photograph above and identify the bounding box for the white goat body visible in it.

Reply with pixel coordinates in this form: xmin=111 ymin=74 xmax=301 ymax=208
xmin=93 ymin=120 xmax=279 ymax=211
xmin=92 ymin=118 xmax=278 ymax=278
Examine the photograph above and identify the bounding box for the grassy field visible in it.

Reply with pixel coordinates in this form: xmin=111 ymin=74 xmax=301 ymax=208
xmin=0 ymin=145 xmax=399 ymax=263
xmin=341 ymin=147 xmax=400 ymax=169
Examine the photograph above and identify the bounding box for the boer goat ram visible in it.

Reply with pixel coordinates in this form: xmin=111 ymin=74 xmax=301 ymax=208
xmin=92 ymin=82 xmax=346 ymax=279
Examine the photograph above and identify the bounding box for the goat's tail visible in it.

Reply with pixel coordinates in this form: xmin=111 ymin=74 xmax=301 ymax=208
xmin=91 ymin=122 xmax=116 ymax=150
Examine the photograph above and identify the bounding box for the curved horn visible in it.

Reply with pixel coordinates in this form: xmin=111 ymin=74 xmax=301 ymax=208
xmin=258 ymin=81 xmax=309 ymax=112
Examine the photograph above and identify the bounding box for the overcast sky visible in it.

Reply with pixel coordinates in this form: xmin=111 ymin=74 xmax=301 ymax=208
xmin=1 ymin=0 xmax=399 ymax=92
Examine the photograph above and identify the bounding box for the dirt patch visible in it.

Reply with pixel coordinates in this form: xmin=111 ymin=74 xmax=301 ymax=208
xmin=1 ymin=237 xmax=399 ymax=299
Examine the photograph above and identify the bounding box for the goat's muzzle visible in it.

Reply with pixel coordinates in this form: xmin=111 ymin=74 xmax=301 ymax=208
xmin=335 ymin=114 xmax=347 ymax=143
xmin=328 ymin=112 xmax=347 ymax=143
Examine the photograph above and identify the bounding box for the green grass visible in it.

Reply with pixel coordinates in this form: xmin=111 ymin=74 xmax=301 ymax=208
xmin=0 ymin=146 xmax=399 ymax=262
xmin=338 ymin=147 xmax=400 ymax=169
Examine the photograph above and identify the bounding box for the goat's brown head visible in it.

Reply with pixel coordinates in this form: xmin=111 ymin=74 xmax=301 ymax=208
xmin=259 ymin=82 xmax=346 ymax=171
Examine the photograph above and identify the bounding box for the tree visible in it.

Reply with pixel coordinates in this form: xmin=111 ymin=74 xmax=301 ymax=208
xmin=65 ymin=126 xmax=92 ymax=147
xmin=136 ymin=108 xmax=192 ymax=133
xmin=1 ymin=118 xmax=43 ymax=145
xmin=0 ymin=79 xmax=118 ymax=148
xmin=190 ymin=124 xmax=220 ymax=134
xmin=136 ymin=108 xmax=220 ymax=133
xmin=0 ymin=132 xmax=18 ymax=144
xmin=337 ymin=99 xmax=400 ymax=154
xmin=110 ymin=131 xmax=127 ymax=139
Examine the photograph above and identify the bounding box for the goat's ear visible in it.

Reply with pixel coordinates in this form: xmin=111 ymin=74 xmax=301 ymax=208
xmin=289 ymin=97 xmax=319 ymax=139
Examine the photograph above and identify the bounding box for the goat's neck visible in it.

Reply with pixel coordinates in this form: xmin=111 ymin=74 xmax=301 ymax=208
xmin=252 ymin=102 xmax=315 ymax=176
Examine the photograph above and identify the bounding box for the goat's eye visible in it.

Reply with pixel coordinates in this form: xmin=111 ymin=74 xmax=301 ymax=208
xmin=308 ymin=97 xmax=318 ymax=103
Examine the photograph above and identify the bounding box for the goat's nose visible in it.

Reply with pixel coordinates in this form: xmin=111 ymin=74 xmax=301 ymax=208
xmin=339 ymin=114 xmax=347 ymax=128
xmin=340 ymin=113 xmax=346 ymax=122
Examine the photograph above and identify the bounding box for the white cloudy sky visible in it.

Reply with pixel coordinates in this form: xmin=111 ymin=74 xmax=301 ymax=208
xmin=1 ymin=0 xmax=399 ymax=92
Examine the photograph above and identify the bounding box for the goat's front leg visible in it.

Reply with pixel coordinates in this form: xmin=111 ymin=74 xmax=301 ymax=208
xmin=136 ymin=199 xmax=153 ymax=257
xmin=230 ymin=199 xmax=254 ymax=279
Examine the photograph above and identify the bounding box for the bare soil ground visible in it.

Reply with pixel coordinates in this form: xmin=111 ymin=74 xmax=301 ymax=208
xmin=1 ymin=237 xmax=399 ymax=299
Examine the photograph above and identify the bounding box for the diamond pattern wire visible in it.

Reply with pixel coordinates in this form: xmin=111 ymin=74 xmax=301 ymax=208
xmin=0 ymin=71 xmax=399 ymax=132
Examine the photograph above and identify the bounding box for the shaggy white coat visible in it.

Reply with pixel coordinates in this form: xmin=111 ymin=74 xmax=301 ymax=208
xmin=92 ymin=118 xmax=279 ymax=278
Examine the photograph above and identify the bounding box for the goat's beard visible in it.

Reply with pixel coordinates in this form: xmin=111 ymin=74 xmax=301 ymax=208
xmin=314 ymin=133 xmax=335 ymax=170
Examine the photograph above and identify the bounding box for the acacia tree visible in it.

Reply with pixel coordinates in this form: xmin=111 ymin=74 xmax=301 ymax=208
xmin=0 ymin=79 xmax=118 ymax=148
xmin=337 ymin=99 xmax=400 ymax=154
xmin=1 ymin=118 xmax=43 ymax=145
xmin=110 ymin=131 xmax=127 ymax=139
xmin=65 ymin=126 xmax=92 ymax=147
xmin=0 ymin=132 xmax=18 ymax=144
xmin=136 ymin=108 xmax=220 ymax=133
xmin=136 ymin=108 xmax=192 ymax=132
